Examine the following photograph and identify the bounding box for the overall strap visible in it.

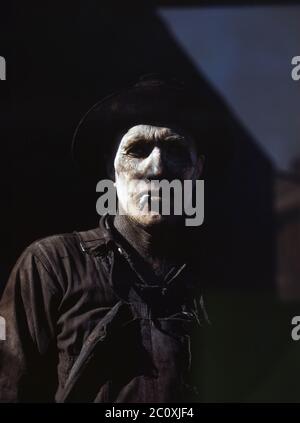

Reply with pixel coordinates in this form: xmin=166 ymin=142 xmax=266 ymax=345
xmin=56 ymin=299 xmax=133 ymax=402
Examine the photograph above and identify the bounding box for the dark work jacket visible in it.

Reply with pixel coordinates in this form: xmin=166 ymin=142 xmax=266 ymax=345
xmin=0 ymin=215 xmax=209 ymax=403
xmin=2 ymin=215 xmax=300 ymax=403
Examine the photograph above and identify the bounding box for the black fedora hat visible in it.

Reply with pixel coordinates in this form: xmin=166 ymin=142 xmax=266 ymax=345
xmin=71 ymin=74 xmax=235 ymax=181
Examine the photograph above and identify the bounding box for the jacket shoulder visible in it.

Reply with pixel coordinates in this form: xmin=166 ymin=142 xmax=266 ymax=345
xmin=30 ymin=226 xmax=105 ymax=255
xmin=21 ymin=226 xmax=106 ymax=276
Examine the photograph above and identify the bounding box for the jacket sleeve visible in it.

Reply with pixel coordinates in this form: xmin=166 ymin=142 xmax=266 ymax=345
xmin=0 ymin=243 xmax=62 ymax=402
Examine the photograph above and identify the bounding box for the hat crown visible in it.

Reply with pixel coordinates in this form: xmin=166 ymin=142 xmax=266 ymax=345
xmin=134 ymin=73 xmax=184 ymax=89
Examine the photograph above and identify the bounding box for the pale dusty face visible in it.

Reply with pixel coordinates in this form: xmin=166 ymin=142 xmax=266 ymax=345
xmin=114 ymin=124 xmax=204 ymax=227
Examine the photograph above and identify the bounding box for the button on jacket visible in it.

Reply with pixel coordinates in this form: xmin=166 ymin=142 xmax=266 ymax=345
xmin=0 ymin=215 xmax=208 ymax=402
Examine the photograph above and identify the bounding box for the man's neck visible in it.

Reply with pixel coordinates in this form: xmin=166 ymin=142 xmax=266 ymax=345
xmin=113 ymin=214 xmax=195 ymax=278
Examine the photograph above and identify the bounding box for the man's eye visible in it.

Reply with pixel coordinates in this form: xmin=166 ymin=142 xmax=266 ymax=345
xmin=126 ymin=144 xmax=152 ymax=157
xmin=165 ymin=144 xmax=190 ymax=160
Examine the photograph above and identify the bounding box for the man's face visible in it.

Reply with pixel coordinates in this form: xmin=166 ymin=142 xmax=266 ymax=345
xmin=114 ymin=124 xmax=204 ymax=227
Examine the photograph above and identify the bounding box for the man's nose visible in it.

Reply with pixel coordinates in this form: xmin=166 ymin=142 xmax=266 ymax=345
xmin=143 ymin=146 xmax=164 ymax=178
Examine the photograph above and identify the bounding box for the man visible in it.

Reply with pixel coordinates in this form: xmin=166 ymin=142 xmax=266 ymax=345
xmin=0 ymin=75 xmax=231 ymax=402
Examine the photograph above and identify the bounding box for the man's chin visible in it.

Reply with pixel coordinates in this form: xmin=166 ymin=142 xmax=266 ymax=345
xmin=129 ymin=212 xmax=181 ymax=228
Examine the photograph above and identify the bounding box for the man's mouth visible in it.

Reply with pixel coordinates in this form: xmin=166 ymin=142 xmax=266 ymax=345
xmin=138 ymin=192 xmax=161 ymax=210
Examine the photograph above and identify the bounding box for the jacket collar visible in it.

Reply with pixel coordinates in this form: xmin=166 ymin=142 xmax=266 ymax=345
xmin=76 ymin=214 xmax=209 ymax=324
xmin=76 ymin=213 xmax=116 ymax=257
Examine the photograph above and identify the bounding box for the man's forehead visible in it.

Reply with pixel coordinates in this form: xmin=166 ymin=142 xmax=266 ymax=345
xmin=121 ymin=124 xmax=187 ymax=142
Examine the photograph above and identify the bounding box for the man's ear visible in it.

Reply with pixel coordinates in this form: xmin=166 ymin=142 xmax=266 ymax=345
xmin=194 ymin=154 xmax=205 ymax=178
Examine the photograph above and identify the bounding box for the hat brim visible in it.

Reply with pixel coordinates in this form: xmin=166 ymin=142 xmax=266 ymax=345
xmin=72 ymin=79 xmax=235 ymax=182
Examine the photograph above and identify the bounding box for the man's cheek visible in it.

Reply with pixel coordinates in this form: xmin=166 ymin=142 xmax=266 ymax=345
xmin=115 ymin=154 xmax=132 ymax=173
xmin=123 ymin=156 xmax=150 ymax=179
xmin=117 ymin=176 xmax=135 ymax=205
xmin=174 ymin=165 xmax=196 ymax=181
